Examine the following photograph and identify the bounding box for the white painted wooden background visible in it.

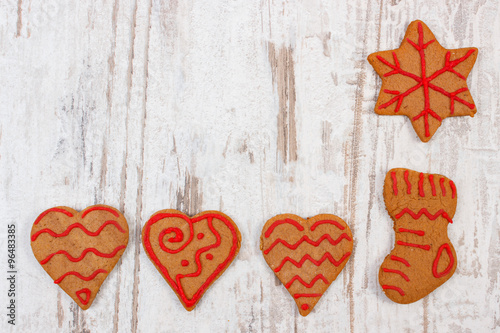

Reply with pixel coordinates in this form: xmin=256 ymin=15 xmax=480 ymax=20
xmin=0 ymin=0 xmax=499 ymax=332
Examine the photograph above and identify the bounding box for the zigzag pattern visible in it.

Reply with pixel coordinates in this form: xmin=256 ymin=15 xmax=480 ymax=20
xmin=395 ymin=208 xmax=453 ymax=223
xmin=263 ymin=233 xmax=352 ymax=255
xmin=274 ymin=252 xmax=352 ymax=272
xmin=31 ymin=220 xmax=126 ymax=241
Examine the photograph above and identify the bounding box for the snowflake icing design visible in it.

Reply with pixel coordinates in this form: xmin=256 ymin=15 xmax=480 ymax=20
xmin=368 ymin=21 xmax=478 ymax=142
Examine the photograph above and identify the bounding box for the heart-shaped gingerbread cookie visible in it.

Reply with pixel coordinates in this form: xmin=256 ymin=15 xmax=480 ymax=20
xmin=142 ymin=210 xmax=241 ymax=311
xmin=30 ymin=205 xmax=129 ymax=310
xmin=260 ymin=214 xmax=353 ymax=316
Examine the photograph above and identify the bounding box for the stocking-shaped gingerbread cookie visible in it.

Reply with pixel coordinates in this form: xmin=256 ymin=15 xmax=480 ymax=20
xmin=379 ymin=168 xmax=457 ymax=304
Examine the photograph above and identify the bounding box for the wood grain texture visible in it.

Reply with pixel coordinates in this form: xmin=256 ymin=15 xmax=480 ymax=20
xmin=0 ymin=0 xmax=499 ymax=332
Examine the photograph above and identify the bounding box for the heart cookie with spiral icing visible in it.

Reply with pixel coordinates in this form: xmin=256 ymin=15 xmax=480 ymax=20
xmin=260 ymin=214 xmax=353 ymax=316
xmin=30 ymin=205 xmax=129 ymax=310
xmin=142 ymin=210 xmax=241 ymax=311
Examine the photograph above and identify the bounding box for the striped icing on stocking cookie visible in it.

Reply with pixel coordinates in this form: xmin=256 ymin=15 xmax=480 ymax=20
xmin=379 ymin=168 xmax=457 ymax=304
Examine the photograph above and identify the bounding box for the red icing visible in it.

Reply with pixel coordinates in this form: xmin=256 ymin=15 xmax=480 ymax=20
xmin=382 ymin=268 xmax=410 ymax=282
xmin=34 ymin=208 xmax=73 ymax=225
xmin=440 ymin=178 xmax=446 ymax=196
xmin=40 ymin=245 xmax=126 ymax=264
xmin=263 ymin=216 xmax=351 ymax=313
xmin=197 ymin=233 xmax=204 ymax=239
xmin=181 ymin=260 xmax=189 ymax=266
xmin=274 ymin=252 xmax=351 ymax=272
xmin=382 ymin=285 xmax=405 ymax=296
xmin=143 ymin=212 xmax=239 ymax=309
xmin=159 ymin=227 xmax=187 ymax=253
xmin=206 ymin=254 xmax=213 ymax=260
xmin=263 ymin=233 xmax=351 ymax=255
xmin=432 ymin=243 xmax=455 ymax=278
xmin=395 ymin=208 xmax=453 ymax=224
xmin=429 ymin=175 xmax=436 ymax=196
xmin=376 ymin=22 xmax=475 ymax=137
xmin=158 ymin=224 xmax=193 ymax=254
xmin=54 ymin=269 xmax=107 ymax=284
xmin=450 ymin=181 xmax=456 ymax=199
xmin=398 ymin=228 xmax=425 ymax=236
xmin=285 ymin=274 xmax=329 ymax=289
xmin=382 ymin=89 xmax=404 ymax=112
xmin=31 ymin=220 xmax=126 ymax=241
xmin=397 ymin=241 xmax=430 ymax=251
xmin=418 ymin=173 xmax=425 ymax=197
xmin=391 ymin=171 xmax=398 ymax=195
xmin=404 ymin=170 xmax=411 ymax=194
xmin=81 ymin=206 xmax=119 ymax=219
xmin=76 ymin=288 xmax=91 ymax=305
xmin=390 ymin=255 xmax=410 ymax=267
xmin=310 ymin=220 xmax=345 ymax=231
xmin=264 ymin=218 xmax=304 ymax=238
xmin=293 ymin=294 xmax=321 ymax=299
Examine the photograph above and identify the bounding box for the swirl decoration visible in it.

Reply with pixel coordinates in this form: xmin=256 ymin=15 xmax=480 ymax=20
xmin=158 ymin=219 xmax=194 ymax=254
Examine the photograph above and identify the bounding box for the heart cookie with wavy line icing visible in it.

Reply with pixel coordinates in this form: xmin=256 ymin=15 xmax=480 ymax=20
xmin=30 ymin=205 xmax=129 ymax=310
xmin=142 ymin=210 xmax=241 ymax=311
xmin=260 ymin=214 xmax=353 ymax=316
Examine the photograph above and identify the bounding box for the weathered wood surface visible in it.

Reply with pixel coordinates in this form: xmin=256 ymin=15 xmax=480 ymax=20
xmin=0 ymin=0 xmax=499 ymax=332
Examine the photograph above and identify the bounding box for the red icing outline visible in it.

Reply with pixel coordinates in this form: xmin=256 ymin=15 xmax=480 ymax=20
xmin=54 ymin=269 xmax=107 ymax=284
xmin=76 ymin=288 xmax=91 ymax=305
xmin=31 ymin=220 xmax=125 ymax=241
xmin=157 ymin=217 xmax=194 ymax=254
xmin=274 ymin=252 xmax=351 ymax=272
xmin=404 ymin=170 xmax=411 ymax=194
xmin=391 ymin=171 xmax=398 ymax=195
xmin=285 ymin=274 xmax=329 ymax=289
xmin=390 ymin=255 xmax=410 ymax=267
xmin=81 ymin=206 xmax=120 ymax=219
xmin=398 ymin=228 xmax=425 ymax=236
xmin=450 ymin=181 xmax=456 ymax=199
xmin=382 ymin=285 xmax=405 ymax=296
xmin=263 ymin=233 xmax=351 ymax=255
xmin=294 ymin=294 xmax=321 ymax=299
xmin=143 ymin=212 xmax=239 ymax=309
xmin=310 ymin=219 xmax=345 ymax=231
xmin=429 ymin=175 xmax=436 ymax=196
xmin=440 ymin=178 xmax=446 ymax=196
xmin=34 ymin=208 xmax=73 ymax=225
xmin=395 ymin=208 xmax=453 ymax=224
xmin=40 ymin=245 xmax=126 ymax=264
xmin=264 ymin=218 xmax=304 ymax=238
xmin=382 ymin=268 xmax=410 ymax=282
xmin=432 ymin=243 xmax=455 ymax=278
xmin=418 ymin=173 xmax=425 ymax=197
xmin=159 ymin=227 xmax=191 ymax=254
xmin=397 ymin=241 xmax=430 ymax=251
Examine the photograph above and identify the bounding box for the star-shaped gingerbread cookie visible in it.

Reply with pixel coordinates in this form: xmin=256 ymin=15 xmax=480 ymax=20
xmin=368 ymin=20 xmax=478 ymax=142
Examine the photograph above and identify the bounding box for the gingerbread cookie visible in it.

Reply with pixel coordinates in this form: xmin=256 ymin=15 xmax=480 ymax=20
xmin=368 ymin=20 xmax=478 ymax=142
xmin=30 ymin=205 xmax=129 ymax=310
xmin=260 ymin=214 xmax=353 ymax=316
xmin=379 ymin=168 xmax=457 ymax=303
xmin=142 ymin=210 xmax=241 ymax=311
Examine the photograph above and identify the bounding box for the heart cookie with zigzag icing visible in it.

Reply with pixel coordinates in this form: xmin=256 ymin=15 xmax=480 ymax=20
xmin=260 ymin=214 xmax=353 ymax=316
xmin=30 ymin=205 xmax=129 ymax=309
